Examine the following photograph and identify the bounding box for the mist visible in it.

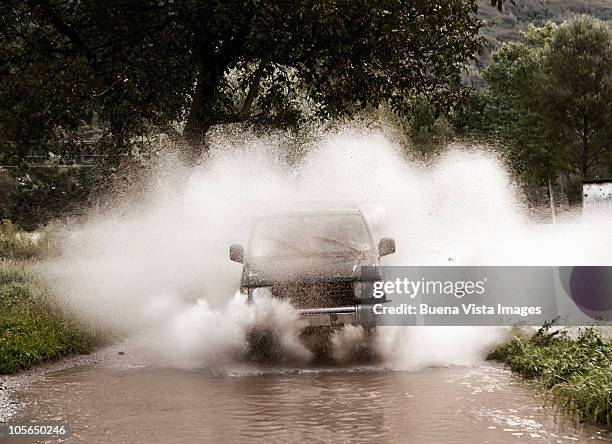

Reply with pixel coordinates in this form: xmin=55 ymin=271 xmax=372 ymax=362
xmin=46 ymin=125 xmax=612 ymax=371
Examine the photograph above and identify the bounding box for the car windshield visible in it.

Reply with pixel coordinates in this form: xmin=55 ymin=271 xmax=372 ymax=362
xmin=250 ymin=213 xmax=373 ymax=258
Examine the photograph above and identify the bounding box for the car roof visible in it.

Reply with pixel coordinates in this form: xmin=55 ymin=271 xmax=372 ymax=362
xmin=259 ymin=200 xmax=363 ymax=218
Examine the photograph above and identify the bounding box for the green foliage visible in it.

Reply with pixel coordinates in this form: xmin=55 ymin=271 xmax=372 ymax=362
xmin=481 ymin=37 xmax=562 ymax=183
xmin=489 ymin=326 xmax=612 ymax=425
xmin=0 ymin=220 xmax=68 ymax=260
xmin=0 ymin=262 xmax=102 ymax=374
xmin=544 ymin=17 xmax=612 ymax=179
xmin=1 ymin=1 xmax=193 ymax=158
xmin=463 ymin=16 xmax=612 ymax=184
xmin=1 ymin=0 xmax=483 ymax=159
xmin=407 ymin=97 xmax=455 ymax=155
xmin=489 ymin=0 xmax=512 ymax=13
xmin=0 ymin=220 xmax=41 ymax=260
xmin=477 ymin=0 xmax=612 ymax=51
xmin=472 ymin=0 xmax=612 ymax=87
xmin=0 ymin=166 xmax=97 ymax=230
xmin=0 ymin=172 xmax=17 ymax=219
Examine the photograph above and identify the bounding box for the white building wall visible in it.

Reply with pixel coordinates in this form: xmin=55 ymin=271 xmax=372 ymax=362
xmin=583 ymin=181 xmax=612 ymax=216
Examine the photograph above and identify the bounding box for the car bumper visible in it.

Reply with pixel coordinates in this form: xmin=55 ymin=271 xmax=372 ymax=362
xmin=298 ymin=304 xmax=375 ymax=328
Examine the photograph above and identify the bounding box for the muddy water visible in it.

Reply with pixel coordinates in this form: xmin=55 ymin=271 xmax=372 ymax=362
xmin=6 ymin=362 xmax=611 ymax=444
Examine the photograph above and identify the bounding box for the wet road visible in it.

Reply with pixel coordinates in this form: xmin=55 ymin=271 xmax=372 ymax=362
xmin=5 ymin=361 xmax=612 ymax=443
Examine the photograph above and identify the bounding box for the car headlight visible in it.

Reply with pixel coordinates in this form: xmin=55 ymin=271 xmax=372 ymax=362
xmin=249 ymin=286 xmax=273 ymax=303
xmin=353 ymin=282 xmax=362 ymax=300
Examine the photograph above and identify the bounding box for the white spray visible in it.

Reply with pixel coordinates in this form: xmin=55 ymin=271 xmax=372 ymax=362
xmin=47 ymin=125 xmax=612 ymax=370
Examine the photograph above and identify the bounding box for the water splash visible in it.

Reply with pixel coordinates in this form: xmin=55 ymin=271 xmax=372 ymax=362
xmin=47 ymin=125 xmax=612 ymax=370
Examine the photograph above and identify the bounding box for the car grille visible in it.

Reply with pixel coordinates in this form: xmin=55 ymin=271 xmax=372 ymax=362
xmin=270 ymin=281 xmax=357 ymax=309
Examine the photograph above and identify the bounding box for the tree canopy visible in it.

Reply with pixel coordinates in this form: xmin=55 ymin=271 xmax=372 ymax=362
xmin=462 ymin=16 xmax=612 ymax=183
xmin=1 ymin=0 xmax=483 ymax=161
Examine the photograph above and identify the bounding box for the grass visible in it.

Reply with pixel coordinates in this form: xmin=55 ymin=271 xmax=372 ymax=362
xmin=489 ymin=323 xmax=612 ymax=426
xmin=0 ymin=261 xmax=103 ymax=374
xmin=0 ymin=219 xmax=67 ymax=260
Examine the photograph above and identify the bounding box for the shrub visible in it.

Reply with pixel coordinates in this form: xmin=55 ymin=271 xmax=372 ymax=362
xmin=0 ymin=219 xmax=68 ymax=260
xmin=0 ymin=262 xmax=103 ymax=374
xmin=489 ymin=324 xmax=612 ymax=425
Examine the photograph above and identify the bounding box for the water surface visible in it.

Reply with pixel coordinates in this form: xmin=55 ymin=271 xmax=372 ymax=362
xmin=9 ymin=363 xmax=612 ymax=443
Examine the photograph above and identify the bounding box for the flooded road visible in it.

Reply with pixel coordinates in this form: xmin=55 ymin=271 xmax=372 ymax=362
xmin=6 ymin=361 xmax=612 ymax=443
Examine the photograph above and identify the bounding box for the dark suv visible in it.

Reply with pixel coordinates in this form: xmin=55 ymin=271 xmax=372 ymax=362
xmin=229 ymin=202 xmax=395 ymax=331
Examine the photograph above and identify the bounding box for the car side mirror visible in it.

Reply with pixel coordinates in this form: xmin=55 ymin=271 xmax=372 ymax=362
xmin=229 ymin=244 xmax=244 ymax=263
xmin=378 ymin=238 xmax=396 ymax=257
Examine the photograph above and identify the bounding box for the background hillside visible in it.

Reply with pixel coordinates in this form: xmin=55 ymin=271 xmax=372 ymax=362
xmin=468 ymin=0 xmax=612 ymax=86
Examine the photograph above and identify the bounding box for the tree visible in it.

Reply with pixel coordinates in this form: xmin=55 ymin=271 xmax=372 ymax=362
xmin=544 ymin=17 xmax=612 ymax=179
xmin=472 ymin=17 xmax=612 ymax=184
xmin=1 ymin=1 xmax=194 ymax=161
xmin=1 ymin=1 xmax=483 ymax=162
xmin=489 ymin=0 xmax=513 ymax=12
xmin=406 ymin=96 xmax=454 ymax=155
xmin=481 ymin=25 xmax=565 ymax=185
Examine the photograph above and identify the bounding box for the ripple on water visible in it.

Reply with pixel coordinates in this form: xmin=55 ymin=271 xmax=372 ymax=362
xmin=6 ymin=363 xmax=612 ymax=443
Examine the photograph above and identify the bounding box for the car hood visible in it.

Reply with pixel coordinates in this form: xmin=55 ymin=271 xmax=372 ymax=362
xmin=243 ymin=253 xmax=380 ymax=286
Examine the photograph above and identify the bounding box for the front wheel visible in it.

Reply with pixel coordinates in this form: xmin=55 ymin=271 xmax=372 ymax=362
xmin=300 ymin=326 xmax=335 ymax=363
